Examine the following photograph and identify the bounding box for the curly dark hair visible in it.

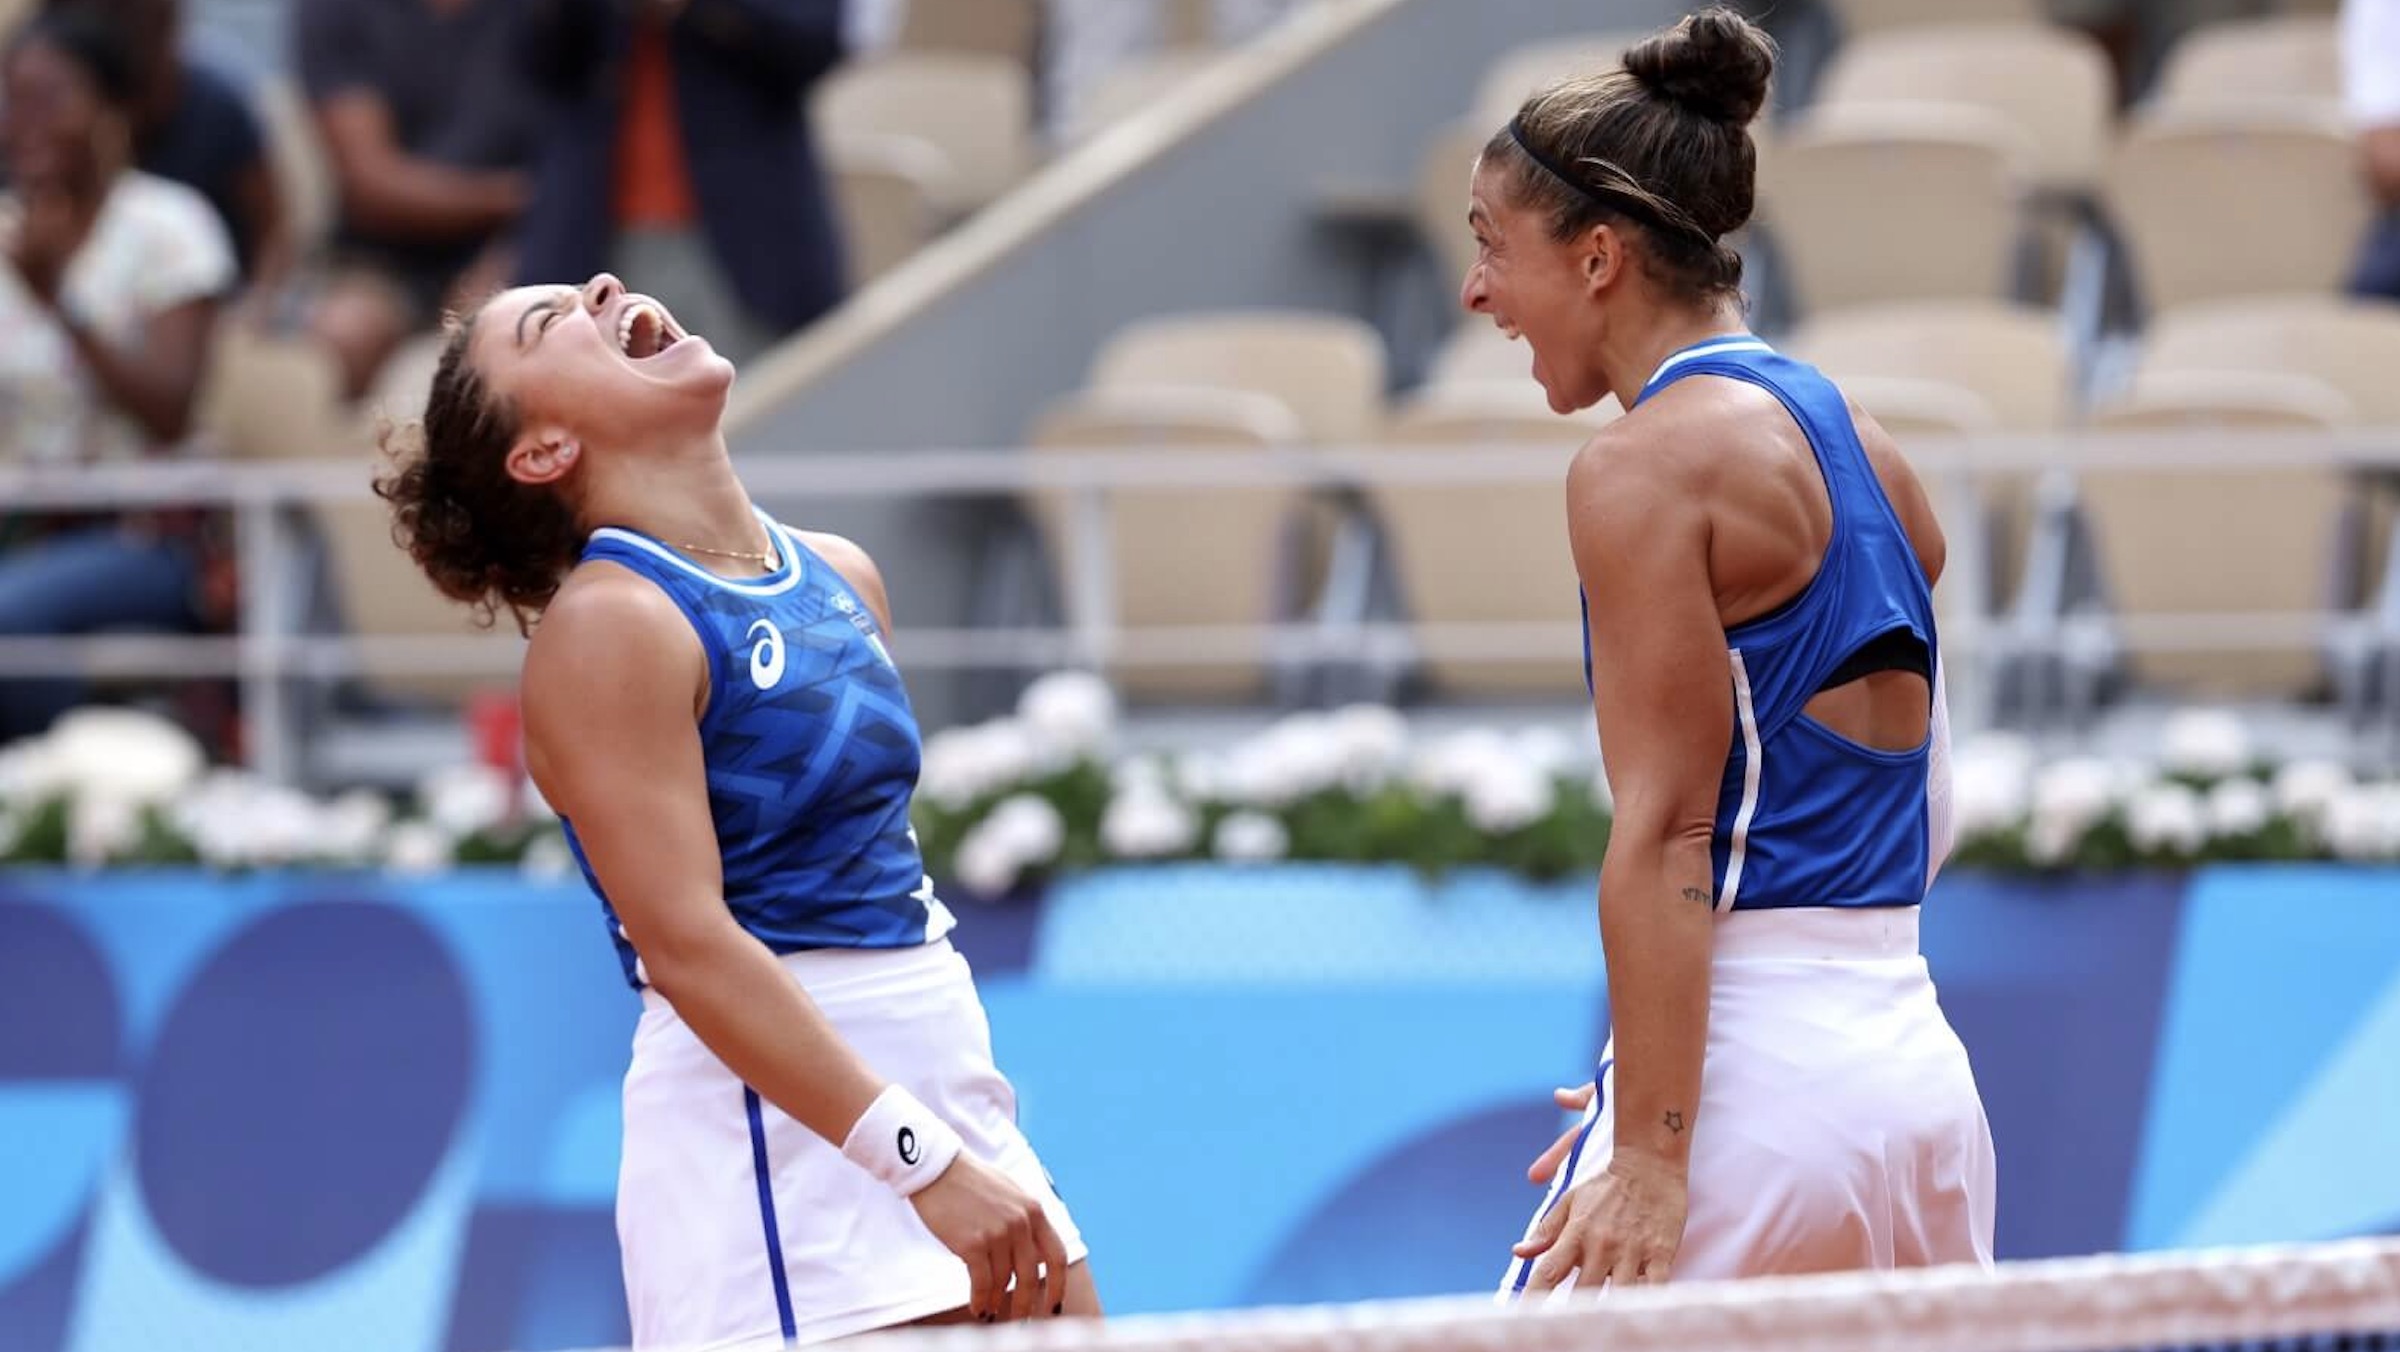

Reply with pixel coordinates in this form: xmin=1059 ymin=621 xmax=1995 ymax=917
xmin=1484 ymin=5 xmax=1777 ymax=304
xmin=373 ymin=314 xmax=583 ymax=636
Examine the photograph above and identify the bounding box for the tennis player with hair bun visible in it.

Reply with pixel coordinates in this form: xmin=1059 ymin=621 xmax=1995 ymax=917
xmin=1461 ymin=8 xmax=1997 ymax=1295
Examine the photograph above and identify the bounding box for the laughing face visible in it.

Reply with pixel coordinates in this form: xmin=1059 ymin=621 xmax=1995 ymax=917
xmin=469 ymin=273 xmax=736 ymax=476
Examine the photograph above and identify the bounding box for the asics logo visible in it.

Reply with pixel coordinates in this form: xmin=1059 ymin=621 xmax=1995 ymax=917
xmin=747 ymin=619 xmax=786 ymax=690
xmin=897 ymin=1126 xmax=920 ymax=1166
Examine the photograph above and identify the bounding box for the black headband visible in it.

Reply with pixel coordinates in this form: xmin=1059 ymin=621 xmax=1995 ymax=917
xmin=1505 ymin=115 xmax=1716 ymax=249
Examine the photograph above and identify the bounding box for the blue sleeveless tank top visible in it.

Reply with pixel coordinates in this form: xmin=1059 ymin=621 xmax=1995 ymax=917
xmin=559 ymin=510 xmax=955 ymax=988
xmin=1585 ymin=335 xmax=1939 ymax=912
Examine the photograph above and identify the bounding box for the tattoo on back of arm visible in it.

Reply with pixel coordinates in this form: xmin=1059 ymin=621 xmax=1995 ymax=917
xmin=1681 ymin=886 xmax=1712 ymax=905
xmin=1664 ymin=1110 xmax=1685 ymax=1135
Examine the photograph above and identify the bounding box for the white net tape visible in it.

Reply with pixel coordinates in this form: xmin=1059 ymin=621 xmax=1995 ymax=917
xmin=839 ymin=1239 xmax=2400 ymax=1352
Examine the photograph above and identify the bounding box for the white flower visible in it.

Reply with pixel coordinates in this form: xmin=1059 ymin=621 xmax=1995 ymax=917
xmin=520 ymin=777 xmax=558 ymax=823
xmin=2326 ymin=784 xmax=2400 ymax=862
xmin=383 ymin=820 xmax=455 ymax=875
xmin=1506 ymin=726 xmax=1579 ymax=778
xmin=2204 ymin=778 xmax=2272 ymax=840
xmin=1016 ymin=671 xmax=1117 ymax=764
xmin=981 ymin=794 xmax=1066 ymax=868
xmin=0 ymin=737 xmax=65 ymax=803
xmin=1099 ymin=785 xmax=1198 ymax=858
xmin=1409 ymin=729 xmax=1511 ymax=798
xmin=1212 ymin=811 xmax=1289 ymax=863
xmin=1110 ymin=755 xmax=1170 ymax=797
xmin=2032 ymin=757 xmax=2119 ymax=835
xmin=1951 ymin=736 xmax=2036 ymax=841
xmin=1171 ymin=750 xmax=1228 ymax=803
xmin=1326 ymin=704 xmax=1409 ymax=793
xmin=2273 ymin=760 xmax=2354 ymax=832
xmin=45 ymin=707 xmax=204 ymax=805
xmin=319 ymin=789 xmax=395 ymax=865
xmin=919 ymin=718 xmax=1039 ymax=810
xmin=242 ymin=784 xmax=329 ymax=866
xmin=1223 ymin=714 xmax=1345 ymax=807
xmin=519 ymin=832 xmax=577 ymax=881
xmin=1463 ymin=759 xmax=1557 ymax=835
xmin=2126 ymin=781 xmax=2206 ymax=857
xmin=2160 ymin=708 xmax=2252 ymax=781
xmin=417 ymin=763 xmax=514 ymax=840
xmin=68 ymin=792 xmax=144 ymax=866
xmin=952 ymin=818 xmax=1025 ymax=896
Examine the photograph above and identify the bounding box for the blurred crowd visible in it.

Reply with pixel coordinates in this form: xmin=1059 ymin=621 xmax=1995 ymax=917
xmin=0 ymin=0 xmax=2389 ymax=756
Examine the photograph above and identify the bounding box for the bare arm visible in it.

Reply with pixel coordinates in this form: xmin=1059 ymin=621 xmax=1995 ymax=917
xmin=1519 ymin=428 xmax=1732 ymax=1290
xmin=2365 ymin=126 xmax=2400 ymax=209
xmin=312 ymin=93 xmax=527 ymax=243
xmin=61 ymin=296 xmax=219 ymax=445
xmin=230 ymin=158 xmax=297 ymax=306
xmin=524 ymin=566 xmax=1065 ymax=1319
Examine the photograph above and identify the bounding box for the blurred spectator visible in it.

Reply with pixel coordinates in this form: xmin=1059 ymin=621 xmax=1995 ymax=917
xmin=510 ymin=0 xmax=847 ymax=365
xmin=293 ymin=0 xmax=541 ymax=397
xmin=2347 ymin=0 xmax=2400 ymax=299
xmin=0 ymin=8 xmax=235 ymax=741
xmin=45 ymin=0 xmax=289 ymax=296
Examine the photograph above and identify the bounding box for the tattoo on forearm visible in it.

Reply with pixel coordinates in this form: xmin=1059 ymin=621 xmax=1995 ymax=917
xmin=1680 ymin=886 xmax=1712 ymax=905
xmin=1664 ymin=1110 xmax=1685 ymax=1135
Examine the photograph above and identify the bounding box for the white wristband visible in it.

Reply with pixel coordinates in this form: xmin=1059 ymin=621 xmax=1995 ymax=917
xmin=841 ymin=1085 xmax=963 ymax=1197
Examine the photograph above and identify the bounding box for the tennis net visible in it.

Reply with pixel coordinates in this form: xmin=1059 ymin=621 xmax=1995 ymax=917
xmin=845 ymin=1238 xmax=2400 ymax=1352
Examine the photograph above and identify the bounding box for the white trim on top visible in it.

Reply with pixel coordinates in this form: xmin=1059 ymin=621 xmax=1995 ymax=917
xmin=589 ymin=517 xmax=805 ymax=597
xmin=1647 ymin=336 xmax=1774 ymax=389
xmin=1719 ymin=647 xmax=1765 ymax=914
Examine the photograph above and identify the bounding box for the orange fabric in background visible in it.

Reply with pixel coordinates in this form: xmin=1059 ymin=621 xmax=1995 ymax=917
xmin=613 ymin=22 xmax=698 ymax=228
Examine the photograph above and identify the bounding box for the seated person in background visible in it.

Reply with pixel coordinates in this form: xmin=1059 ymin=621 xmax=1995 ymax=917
xmin=510 ymin=0 xmax=847 ymax=365
xmin=0 ymin=7 xmax=236 ymax=742
xmin=44 ymin=0 xmax=291 ymax=299
xmin=2347 ymin=0 xmax=2400 ymax=299
xmin=292 ymin=0 xmax=541 ymax=398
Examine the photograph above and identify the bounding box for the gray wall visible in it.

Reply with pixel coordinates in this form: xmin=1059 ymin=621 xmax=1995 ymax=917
xmin=732 ymin=0 xmax=1711 ymax=725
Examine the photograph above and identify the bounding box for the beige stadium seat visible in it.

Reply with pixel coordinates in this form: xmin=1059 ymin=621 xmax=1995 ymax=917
xmin=1823 ymin=0 xmax=2046 ymax=36
xmin=1089 ymin=311 xmax=1388 ymax=444
xmin=823 ymin=134 xmax=946 ymax=286
xmin=1813 ymin=23 xmax=2115 ymax=194
xmin=2148 ymin=14 xmax=2340 ymax=116
xmin=895 ymin=0 xmax=1040 ymax=64
xmin=2106 ymin=107 xmax=2367 ymax=315
xmin=1024 ymin=388 xmax=1309 ymax=701
xmin=201 ymin=331 xmax=515 ymax=705
xmin=1784 ymin=301 xmax=2071 ymax=431
xmin=813 ymin=55 xmax=1034 ymax=212
xmin=255 ymin=75 xmax=336 ymax=257
xmin=1062 ymin=51 xmax=1225 ymax=145
xmin=1415 ymin=122 xmax=1487 ymax=290
xmin=1374 ymin=387 xmax=1615 ymax=697
xmin=1424 ymin=322 xmax=1536 ymax=391
xmin=2134 ymin=295 xmax=2400 ymax=425
xmin=1471 ymin=32 xmax=1646 ymax=125
xmin=2078 ymin=371 xmax=2357 ymax=696
xmin=1759 ymin=104 xmax=2030 ymax=315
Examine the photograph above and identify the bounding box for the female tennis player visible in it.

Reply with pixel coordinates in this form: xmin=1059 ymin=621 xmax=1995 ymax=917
xmin=1463 ymin=8 xmax=1996 ymax=1294
xmin=377 ymin=272 xmax=1098 ymax=1346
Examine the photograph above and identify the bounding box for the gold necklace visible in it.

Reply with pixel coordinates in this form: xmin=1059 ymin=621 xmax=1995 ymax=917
xmin=671 ymin=538 xmax=779 ymax=570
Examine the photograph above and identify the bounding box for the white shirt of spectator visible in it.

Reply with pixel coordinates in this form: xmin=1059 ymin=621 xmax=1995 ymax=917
xmin=0 ymin=170 xmax=235 ymax=465
xmin=2345 ymin=0 xmax=2400 ymax=129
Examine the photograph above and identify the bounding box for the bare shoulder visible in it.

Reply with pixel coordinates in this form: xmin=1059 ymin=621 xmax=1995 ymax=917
xmin=1567 ymin=389 xmax=1727 ymax=527
xmin=527 ymin=562 xmax=702 ymax=687
xmin=793 ymin=529 xmax=894 ymax=631
xmin=1841 ymin=395 xmax=1948 ymax=587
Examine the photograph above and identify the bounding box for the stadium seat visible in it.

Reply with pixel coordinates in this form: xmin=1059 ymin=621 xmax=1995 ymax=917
xmin=1758 ymin=103 xmax=2031 ymax=315
xmin=1062 ymin=51 xmax=1226 ymax=145
xmin=254 ymin=75 xmax=336 ymax=259
xmin=1471 ymin=32 xmax=1646 ymax=126
xmin=1421 ymin=322 xmax=1534 ymax=392
xmin=2146 ymin=14 xmax=2340 ymax=117
xmin=2070 ymin=371 xmax=2359 ymax=698
xmin=2105 ymin=107 xmax=2367 ymax=316
xmin=1023 ymin=387 xmax=1312 ymax=701
xmin=895 ymin=0 xmax=1041 ymax=65
xmin=1089 ymin=311 xmax=1389 ymax=444
xmin=1786 ymin=301 xmax=2073 ymax=432
xmin=1812 ymin=23 xmax=2115 ymax=196
xmin=1821 ymin=0 xmax=2047 ymax=37
xmin=1414 ymin=123 xmax=1487 ymax=291
xmin=1368 ymin=386 xmax=1613 ymax=698
xmin=823 ymin=133 xmax=947 ymax=286
xmin=2133 ymin=296 xmax=2400 ymax=425
xmin=814 ymin=55 xmax=1036 ymax=213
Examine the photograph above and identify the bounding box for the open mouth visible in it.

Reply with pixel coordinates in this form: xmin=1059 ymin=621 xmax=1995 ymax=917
xmin=615 ymin=299 xmax=689 ymax=361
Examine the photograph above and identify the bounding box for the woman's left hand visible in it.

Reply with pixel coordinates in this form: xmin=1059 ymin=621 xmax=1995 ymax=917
xmin=1513 ymin=1150 xmax=1689 ymax=1293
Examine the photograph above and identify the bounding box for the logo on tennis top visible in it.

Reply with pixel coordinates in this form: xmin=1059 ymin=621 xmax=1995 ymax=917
xmin=747 ymin=619 xmax=786 ymax=690
xmin=897 ymin=1126 xmax=920 ymax=1165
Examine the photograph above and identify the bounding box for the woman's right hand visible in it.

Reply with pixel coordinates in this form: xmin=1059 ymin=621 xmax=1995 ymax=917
xmin=908 ymin=1153 xmax=1070 ymax=1322
xmin=1528 ymin=1082 xmax=1597 ymax=1185
xmin=5 ymin=178 xmax=97 ymax=309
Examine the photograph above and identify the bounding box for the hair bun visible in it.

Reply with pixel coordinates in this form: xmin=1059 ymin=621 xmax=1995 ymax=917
xmin=1623 ymin=5 xmax=1776 ymax=130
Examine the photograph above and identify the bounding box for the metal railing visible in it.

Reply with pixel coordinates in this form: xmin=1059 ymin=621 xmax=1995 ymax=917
xmin=3 ymin=429 xmax=2398 ymax=783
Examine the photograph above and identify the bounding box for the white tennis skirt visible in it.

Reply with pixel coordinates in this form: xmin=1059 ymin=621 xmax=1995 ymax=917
xmin=1499 ymin=906 xmax=1995 ymax=1296
xmin=618 ymin=939 xmax=1087 ymax=1349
